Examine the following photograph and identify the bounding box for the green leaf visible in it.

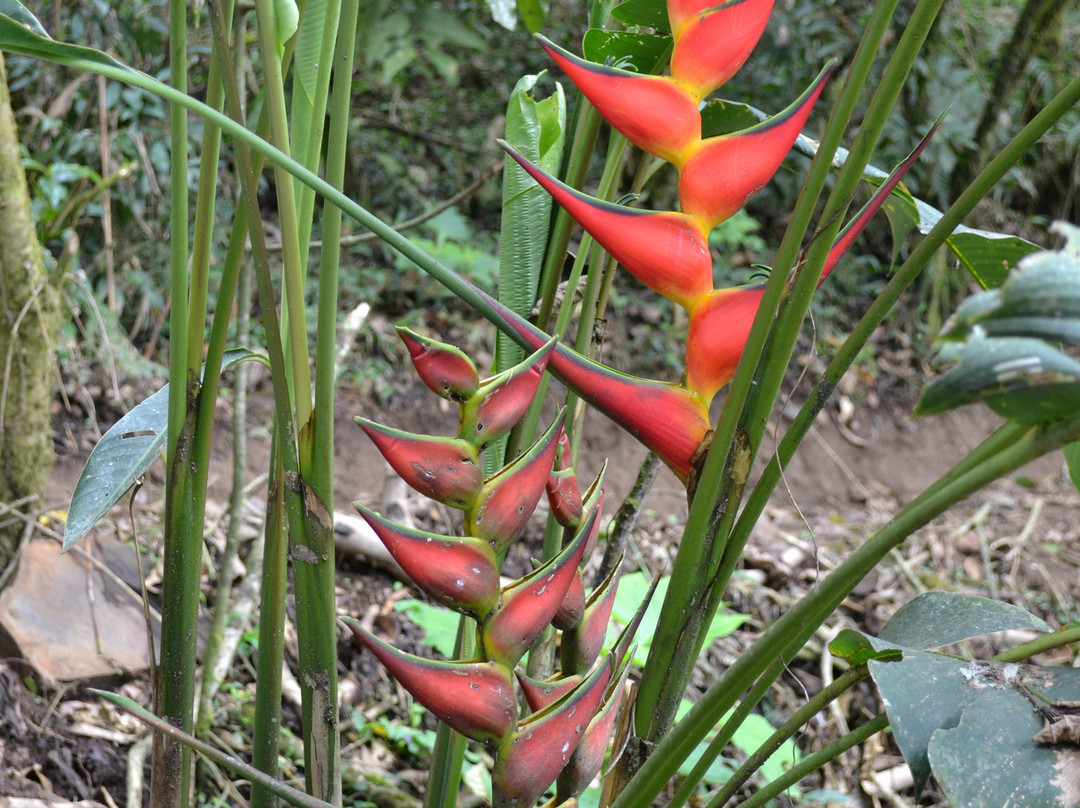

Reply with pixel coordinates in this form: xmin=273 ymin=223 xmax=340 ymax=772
xmin=1065 ymin=441 xmax=1080 ymax=494
xmin=0 ymin=0 xmax=46 ymax=37
xmin=581 ymin=30 xmax=671 ymax=73
xmin=394 ymin=600 xmax=461 ymax=659
xmin=273 ymin=0 xmax=300 ymax=55
xmin=64 ymin=350 xmax=261 ymax=549
xmin=915 ymin=332 xmax=1080 ymax=422
xmin=869 ymin=649 xmax=1080 ymax=803
xmin=611 ymin=0 xmax=671 ymax=32
xmin=828 ymin=628 xmax=901 ymax=666
xmin=515 ymin=0 xmax=547 ymax=34
xmin=878 ymin=592 xmax=1050 ymax=650
xmin=700 ymin=98 xmax=763 ymax=139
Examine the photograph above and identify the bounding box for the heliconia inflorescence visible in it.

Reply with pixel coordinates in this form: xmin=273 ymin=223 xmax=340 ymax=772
xmin=487 ymin=0 xmax=936 ymax=485
xmin=346 ymin=1 xmax=936 ymax=802
xmin=347 ymin=327 xmax=641 ymax=808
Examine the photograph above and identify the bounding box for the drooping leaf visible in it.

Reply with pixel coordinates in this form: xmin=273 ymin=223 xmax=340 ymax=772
xmin=878 ymin=592 xmax=1050 ymax=650
xmin=64 ymin=349 xmax=258 ymax=549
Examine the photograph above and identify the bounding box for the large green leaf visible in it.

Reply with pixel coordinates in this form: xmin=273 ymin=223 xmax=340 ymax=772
xmin=64 ymin=350 xmax=261 ymax=549
xmin=878 ymin=591 xmax=1050 ymax=650
xmin=611 ymin=0 xmax=671 ymax=32
xmin=917 ymin=226 xmax=1080 ymax=422
xmin=869 ymin=649 xmax=1080 ymax=804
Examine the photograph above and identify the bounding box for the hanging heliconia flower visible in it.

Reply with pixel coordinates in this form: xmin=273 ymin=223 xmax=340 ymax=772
xmin=347 ymin=327 xmax=640 ymax=807
xmin=487 ymin=0 xmax=938 ymax=484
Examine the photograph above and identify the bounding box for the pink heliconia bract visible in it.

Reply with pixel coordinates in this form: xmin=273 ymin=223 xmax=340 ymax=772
xmin=561 ymin=560 xmax=622 ymax=674
xmin=557 ymin=658 xmax=632 ymax=800
xmin=467 ymin=414 xmax=564 ymax=551
xmin=459 ymin=338 xmax=556 ymax=449
xmin=537 ymin=35 xmax=701 ymax=164
xmin=396 ymin=326 xmax=480 ymax=402
xmin=356 ymin=419 xmax=482 ymax=509
xmin=552 ymin=570 xmax=586 ymax=632
xmin=343 ymin=618 xmax=516 ymax=744
xmin=483 ymin=506 xmax=596 ymax=666
xmin=353 ymin=504 xmax=500 ymax=617
xmin=493 ymin=657 xmax=612 ymax=808
xmin=669 ymin=0 xmax=776 ymax=99
xmin=502 ymin=143 xmax=712 ymax=309
xmin=678 ymin=64 xmax=834 ymax=230
xmin=546 ymin=427 xmax=583 ymax=527
xmin=580 ymin=481 xmax=605 ymax=558
xmin=517 ymin=670 xmax=584 ymax=713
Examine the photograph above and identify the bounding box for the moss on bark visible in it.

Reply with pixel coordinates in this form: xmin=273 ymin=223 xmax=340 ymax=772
xmin=0 ymin=52 xmax=62 ymax=568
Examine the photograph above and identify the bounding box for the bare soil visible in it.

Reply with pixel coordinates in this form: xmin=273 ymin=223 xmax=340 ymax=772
xmin=1 ymin=357 xmax=1077 ymax=807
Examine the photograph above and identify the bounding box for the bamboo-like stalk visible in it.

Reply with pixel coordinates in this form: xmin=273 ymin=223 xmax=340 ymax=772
xmin=154 ymin=0 xmax=195 ymax=801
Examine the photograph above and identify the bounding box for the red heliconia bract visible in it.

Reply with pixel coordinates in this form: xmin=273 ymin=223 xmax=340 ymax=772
xmin=685 ymin=285 xmax=766 ymax=403
xmin=357 ymin=419 xmax=482 ymax=509
xmin=669 ymin=0 xmax=775 ymax=99
xmin=537 ymin=35 xmax=701 ymax=165
xmin=516 ymin=670 xmax=584 ymax=713
xmin=678 ymin=64 xmax=833 ymax=230
xmin=474 ymin=288 xmax=711 ymax=481
xmin=353 ymin=504 xmax=501 ymax=617
xmin=467 ymin=414 xmax=564 ymax=551
xmin=502 ymin=143 xmax=712 ymax=309
xmin=460 ymin=339 xmax=556 ymax=449
xmin=560 ymin=560 xmax=622 ymax=674
xmin=546 ymin=427 xmax=583 ymax=526
xmin=396 ymin=326 xmax=480 ymax=402
xmin=493 ymin=657 xmax=612 ymax=808
xmin=343 ymin=619 xmax=516 ymax=744
xmin=482 ymin=506 xmax=596 ymax=666
xmin=552 ymin=570 xmax=586 ymax=632
xmin=557 ymin=659 xmax=632 ymax=800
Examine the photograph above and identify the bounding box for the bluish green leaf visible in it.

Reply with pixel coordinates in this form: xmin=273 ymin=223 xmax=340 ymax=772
xmin=64 ymin=350 xmax=261 ymax=550
xmin=879 ymin=592 xmax=1050 ymax=650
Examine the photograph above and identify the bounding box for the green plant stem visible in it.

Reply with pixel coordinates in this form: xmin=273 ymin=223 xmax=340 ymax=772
xmin=994 ymin=624 xmax=1080 ymax=662
xmin=253 ymin=0 xmax=312 ymax=431
xmin=611 ymin=415 xmax=1080 ymax=808
xmin=737 ymin=714 xmax=890 ymax=808
xmin=726 ymin=68 xmax=1080 ymax=583
xmin=704 ymin=667 xmax=869 ymax=808
xmin=156 ymin=0 xmax=194 ymax=801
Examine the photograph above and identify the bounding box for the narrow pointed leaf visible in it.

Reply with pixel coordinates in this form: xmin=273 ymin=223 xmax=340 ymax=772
xmin=685 ymin=285 xmax=766 ymax=402
xmin=493 ymin=657 xmax=611 ymax=808
xmin=561 ymin=559 xmax=622 ymax=674
xmin=824 ymin=121 xmax=940 ymax=281
xmin=517 ymin=671 xmax=584 ymax=713
xmin=538 ymin=34 xmax=700 ymax=164
xmin=670 ymin=0 xmax=774 ymax=99
xmin=678 ymin=64 xmax=833 ymax=230
xmin=460 ymin=338 xmax=556 ymax=450
xmin=354 ymin=504 xmax=501 ymax=616
xmin=397 ymin=327 xmax=480 ymax=402
xmin=343 ymin=619 xmax=516 ymax=744
xmin=503 ymin=142 xmax=712 ymax=308
xmin=483 ymin=505 xmax=596 ymax=666
xmin=357 ymin=419 xmax=482 ymax=508
xmin=467 ymin=413 xmax=564 ymax=551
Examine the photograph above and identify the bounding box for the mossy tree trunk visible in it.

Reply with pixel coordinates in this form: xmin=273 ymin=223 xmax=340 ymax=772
xmin=0 ymin=51 xmax=62 ymax=569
